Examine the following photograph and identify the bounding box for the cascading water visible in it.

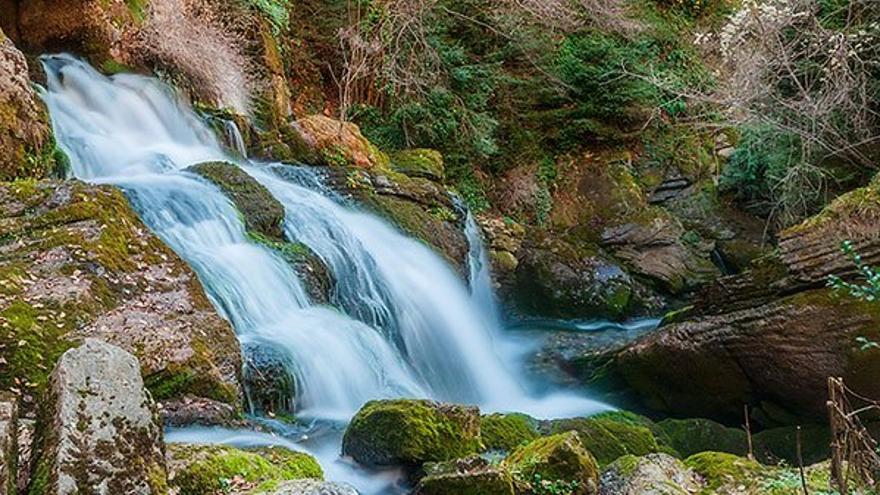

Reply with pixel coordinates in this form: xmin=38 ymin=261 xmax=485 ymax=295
xmin=41 ymin=54 xmax=609 ymax=493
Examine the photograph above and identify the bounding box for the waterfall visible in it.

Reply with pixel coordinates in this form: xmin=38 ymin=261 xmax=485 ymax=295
xmin=223 ymin=119 xmax=248 ymax=158
xmin=41 ymin=53 xmax=608 ymax=492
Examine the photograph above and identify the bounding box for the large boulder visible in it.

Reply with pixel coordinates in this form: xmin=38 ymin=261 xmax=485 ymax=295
xmin=342 ymin=399 xmax=482 ymax=467
xmin=0 ymin=392 xmax=16 ymax=495
xmin=391 ymin=149 xmax=444 ymax=182
xmin=0 ymin=181 xmax=242 ymax=413
xmin=653 ymin=418 xmax=747 ymax=458
xmin=504 ymin=431 xmax=599 ymax=495
xmin=414 ymin=455 xmax=514 ymax=495
xmin=598 ymin=453 xmax=702 ymax=495
xmin=167 ymin=444 xmax=323 ymax=495
xmin=295 ymin=116 xmax=389 ymax=169
xmin=0 ymin=28 xmax=61 ymax=181
xmin=27 ymin=339 xmax=168 ymax=494
xmin=585 ymin=176 xmax=880 ymax=424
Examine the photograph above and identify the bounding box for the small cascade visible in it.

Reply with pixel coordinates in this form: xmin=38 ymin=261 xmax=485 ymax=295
xmin=223 ymin=119 xmax=248 ymax=158
xmin=41 ymin=53 xmax=610 ymax=493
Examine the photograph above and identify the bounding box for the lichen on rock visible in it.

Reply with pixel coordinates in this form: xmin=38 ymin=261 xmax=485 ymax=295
xmin=27 ymin=339 xmax=168 ymax=495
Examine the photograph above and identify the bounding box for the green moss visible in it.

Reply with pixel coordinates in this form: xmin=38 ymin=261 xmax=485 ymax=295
xmin=143 ymin=338 xmax=238 ymax=405
xmin=504 ymin=431 xmax=598 ymax=493
xmin=655 ymin=418 xmax=747 ymax=458
xmin=547 ymin=412 xmax=661 ymax=466
xmin=190 ymin=161 xmax=285 ymax=240
xmin=752 ymin=424 xmax=830 ymax=465
xmin=170 ymin=445 xmax=322 ymax=495
xmin=481 ymin=413 xmax=540 ymax=452
xmin=391 ymin=149 xmax=445 ymax=181
xmin=684 ymin=451 xmax=763 ymax=490
xmin=342 ymin=399 xmax=481 ymax=466
xmin=417 ymin=456 xmax=515 ymax=495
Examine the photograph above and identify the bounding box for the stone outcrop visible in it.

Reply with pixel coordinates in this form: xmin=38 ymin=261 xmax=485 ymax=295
xmin=342 ymin=399 xmax=482 ymax=467
xmin=28 ymin=339 xmax=167 ymax=494
xmin=598 ymin=453 xmax=701 ymax=495
xmin=295 ymin=116 xmax=389 ymax=169
xmin=270 ymin=479 xmax=359 ymax=495
xmin=0 ymin=28 xmax=60 ymax=181
xmin=0 ymin=181 xmax=241 ymax=412
xmin=583 ymin=176 xmax=880 ymax=424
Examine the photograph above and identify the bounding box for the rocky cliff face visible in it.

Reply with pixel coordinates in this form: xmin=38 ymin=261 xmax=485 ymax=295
xmin=579 ymin=176 xmax=880 ymax=425
xmin=0 ymin=180 xmax=242 ymax=414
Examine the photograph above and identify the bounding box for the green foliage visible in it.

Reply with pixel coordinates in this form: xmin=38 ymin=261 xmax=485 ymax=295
xmin=245 ymin=0 xmax=290 ymax=34
xmin=830 ymin=240 xmax=880 ymax=350
xmin=530 ymin=474 xmax=580 ymax=495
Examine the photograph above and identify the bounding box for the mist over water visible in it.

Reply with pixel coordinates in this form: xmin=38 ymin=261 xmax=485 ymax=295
xmin=42 ymin=54 xmax=609 ymax=492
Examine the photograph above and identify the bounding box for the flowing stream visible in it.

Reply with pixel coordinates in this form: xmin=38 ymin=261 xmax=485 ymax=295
xmin=41 ymin=54 xmax=610 ymax=493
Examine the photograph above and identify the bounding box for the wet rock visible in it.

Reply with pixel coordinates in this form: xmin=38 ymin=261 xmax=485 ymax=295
xmin=0 ymin=181 xmax=242 ymax=413
xmin=480 ymin=413 xmax=539 ymax=453
xmin=159 ymin=395 xmax=241 ymax=428
xmin=342 ymin=399 xmax=482 ymax=467
xmin=415 ymin=455 xmax=514 ymax=495
xmin=599 ymin=453 xmax=702 ymax=495
xmin=242 ymin=340 xmax=296 ymax=416
xmin=653 ymin=418 xmax=747 ymax=458
xmin=0 ymin=392 xmax=17 ymax=495
xmin=0 ymin=28 xmax=60 ymax=180
xmin=296 ymin=116 xmax=389 ymax=169
xmin=167 ymin=444 xmax=323 ymax=495
xmin=190 ymin=161 xmax=286 ymax=241
xmin=504 ymin=431 xmax=599 ymax=495
xmin=476 ymin=215 xmax=525 ymax=282
xmin=28 ymin=339 xmax=167 ymax=495
xmin=270 ymin=479 xmax=359 ymax=495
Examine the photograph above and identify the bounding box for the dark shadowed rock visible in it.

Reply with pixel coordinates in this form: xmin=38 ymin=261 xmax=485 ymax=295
xmin=28 ymin=339 xmax=167 ymax=494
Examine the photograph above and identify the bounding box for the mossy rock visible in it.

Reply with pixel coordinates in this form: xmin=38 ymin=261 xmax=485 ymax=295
xmin=480 ymin=413 xmax=539 ymax=452
xmin=655 ymin=418 xmax=748 ymax=458
xmin=504 ymin=431 xmax=599 ymax=495
xmin=168 ymin=444 xmax=323 ymax=495
xmin=342 ymin=399 xmax=482 ymax=467
xmin=599 ymin=453 xmax=703 ymax=495
xmin=752 ymin=424 xmax=830 ymax=465
xmin=684 ymin=451 xmax=764 ymax=491
xmin=545 ymin=411 xmax=662 ymax=466
xmin=391 ymin=149 xmax=445 ymax=181
xmin=415 ymin=455 xmax=514 ymax=495
xmin=189 ymin=161 xmax=285 ymax=241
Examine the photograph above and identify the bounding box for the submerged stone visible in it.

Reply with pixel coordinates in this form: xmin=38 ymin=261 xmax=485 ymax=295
xmin=504 ymin=431 xmax=599 ymax=495
xmin=28 ymin=339 xmax=167 ymax=495
xmin=342 ymin=399 xmax=482 ymax=467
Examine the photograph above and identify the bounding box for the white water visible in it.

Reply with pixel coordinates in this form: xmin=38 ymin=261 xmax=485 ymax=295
xmin=41 ymin=54 xmax=609 ymax=493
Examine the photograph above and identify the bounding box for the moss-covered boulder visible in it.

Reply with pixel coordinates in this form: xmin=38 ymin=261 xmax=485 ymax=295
xmin=686 ymin=452 xmax=837 ymax=494
xmin=415 ymin=455 xmax=514 ymax=495
xmin=752 ymin=424 xmax=830 ymax=465
xmin=295 ymin=115 xmax=389 ymax=169
xmin=0 ymin=180 xmax=241 ymax=413
xmin=28 ymin=339 xmax=168 ymax=495
xmin=269 ymin=479 xmax=358 ymax=495
xmin=0 ymin=29 xmax=62 ymax=181
xmin=545 ymin=412 xmax=662 ymax=466
xmin=190 ymin=161 xmax=285 ymax=241
xmin=391 ymin=149 xmax=444 ymax=181
xmin=654 ymin=418 xmax=748 ymax=458
xmin=684 ymin=452 xmax=763 ymax=492
xmin=167 ymin=444 xmax=323 ymax=495
xmin=504 ymin=431 xmax=599 ymax=495
xmin=598 ymin=453 xmax=702 ymax=495
xmin=0 ymin=392 xmax=17 ymax=495
xmin=480 ymin=413 xmax=539 ymax=452
xmin=342 ymin=399 xmax=482 ymax=467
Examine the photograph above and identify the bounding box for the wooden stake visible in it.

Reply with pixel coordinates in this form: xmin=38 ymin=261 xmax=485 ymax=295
xmin=797 ymin=425 xmax=809 ymax=495
xmin=744 ymin=404 xmax=754 ymax=461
